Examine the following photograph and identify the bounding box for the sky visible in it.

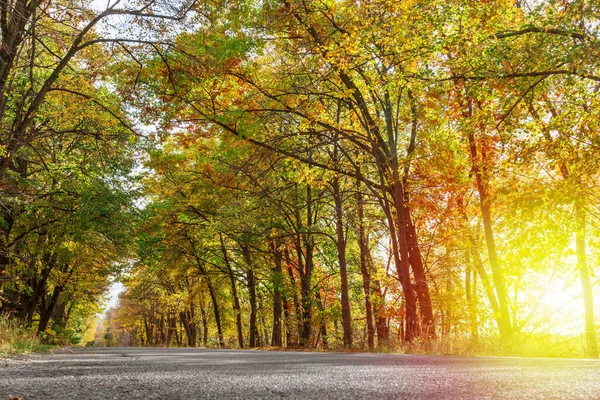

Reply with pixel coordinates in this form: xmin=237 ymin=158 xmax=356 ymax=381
xmin=105 ymin=282 xmax=124 ymax=312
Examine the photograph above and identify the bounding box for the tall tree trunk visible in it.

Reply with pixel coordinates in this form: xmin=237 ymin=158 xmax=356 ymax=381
xmin=285 ymin=248 xmax=303 ymax=345
xmin=38 ymin=284 xmax=62 ymax=334
xmin=221 ymin=234 xmax=244 ymax=348
xmin=300 ymin=244 xmax=313 ymax=346
xmin=159 ymin=315 xmax=166 ymax=345
xmin=174 ymin=319 xmax=180 ymax=347
xmin=22 ymin=265 xmax=50 ymax=325
xmin=458 ymin=199 xmax=503 ymax=333
xmin=179 ymin=312 xmax=191 ymax=346
xmin=63 ymin=299 xmax=75 ymax=327
xmin=189 ymin=305 xmax=197 ymax=346
xmin=206 ymin=279 xmax=225 ymax=348
xmin=576 ymin=201 xmax=598 ymax=358
xmin=314 ymin=288 xmax=328 ymax=349
xmin=199 ymin=301 xmax=208 ymax=347
xmin=144 ymin=318 xmax=152 ymax=345
xmin=467 ymin=132 xmax=512 ymax=338
xmin=283 ymin=296 xmax=292 ymax=347
xmin=188 ymin=238 xmax=224 ymax=348
xmin=404 ymin=209 xmax=435 ymax=339
xmin=270 ymin=240 xmax=283 ymax=347
xmin=357 ymin=184 xmax=375 ymax=351
xmin=465 ymin=264 xmax=478 ymax=339
xmin=402 ymin=96 xmax=435 ymax=339
xmin=0 ymin=208 xmax=15 ymax=280
xmin=299 ymin=184 xmax=315 ymax=346
xmin=371 ymin=278 xmax=389 ymax=347
xmin=241 ymin=244 xmax=258 ymax=348
xmin=259 ymin=294 xmax=270 ymax=346
xmin=180 ymin=309 xmax=196 ymax=347
xmin=166 ymin=314 xmax=175 ymax=347
xmin=19 ymin=234 xmax=48 ymax=323
xmin=385 ymin=184 xmax=419 ymax=342
xmin=380 ymin=90 xmax=419 ymax=342
xmin=332 ymin=175 xmax=352 ymax=348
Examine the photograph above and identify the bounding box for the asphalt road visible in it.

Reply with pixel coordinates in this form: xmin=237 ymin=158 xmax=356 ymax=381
xmin=2 ymin=347 xmax=600 ymax=399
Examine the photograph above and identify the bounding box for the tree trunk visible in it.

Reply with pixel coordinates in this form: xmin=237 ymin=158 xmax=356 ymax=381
xmin=271 ymin=240 xmax=283 ymax=347
xmin=199 ymin=301 xmax=208 ymax=347
xmin=23 ymin=266 xmax=49 ymax=325
xmin=20 ymin=235 xmax=49 ymax=323
xmin=300 ymin=247 xmax=313 ymax=346
xmin=332 ymin=175 xmax=352 ymax=348
xmin=166 ymin=314 xmax=175 ymax=347
xmin=385 ymin=184 xmax=419 ymax=342
xmin=284 ymin=248 xmax=303 ymax=345
xmin=206 ymin=279 xmax=225 ymax=348
xmin=38 ymin=284 xmax=62 ymax=334
xmin=468 ymin=132 xmax=512 ymax=338
xmin=283 ymin=297 xmax=292 ymax=347
xmin=576 ymin=201 xmax=598 ymax=358
xmin=299 ymin=184 xmax=315 ymax=346
xmin=180 ymin=310 xmax=196 ymax=347
xmin=241 ymin=244 xmax=258 ymax=347
xmin=188 ymin=239 xmax=224 ymax=348
xmin=221 ymin=234 xmax=244 ymax=348
xmin=357 ymin=184 xmax=374 ymax=351
xmin=144 ymin=318 xmax=152 ymax=345
xmin=372 ymin=278 xmax=389 ymax=347
xmin=189 ymin=305 xmax=197 ymax=346
xmin=458 ymin=199 xmax=502 ymax=333
xmin=465 ymin=264 xmax=478 ymax=339
xmin=404 ymin=208 xmax=435 ymax=339
xmin=259 ymin=296 xmax=270 ymax=346
xmin=401 ymin=99 xmax=435 ymax=339
xmin=159 ymin=315 xmax=166 ymax=345
xmin=314 ymin=288 xmax=328 ymax=349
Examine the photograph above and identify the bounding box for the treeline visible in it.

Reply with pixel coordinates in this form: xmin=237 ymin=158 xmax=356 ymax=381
xmin=2 ymin=0 xmax=600 ymax=356
xmin=0 ymin=0 xmax=188 ymax=344
xmin=105 ymin=0 xmax=600 ymax=356
xmin=110 ymin=148 xmax=402 ymax=349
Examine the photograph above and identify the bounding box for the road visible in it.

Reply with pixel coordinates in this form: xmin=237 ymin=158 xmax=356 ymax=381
xmin=1 ymin=347 xmax=600 ymax=399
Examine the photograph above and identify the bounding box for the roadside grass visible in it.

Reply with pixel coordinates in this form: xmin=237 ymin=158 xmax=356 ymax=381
xmin=397 ymin=333 xmax=589 ymax=358
xmin=255 ymin=333 xmax=590 ymax=358
xmin=94 ymin=333 xmax=592 ymax=358
xmin=0 ymin=314 xmax=55 ymax=356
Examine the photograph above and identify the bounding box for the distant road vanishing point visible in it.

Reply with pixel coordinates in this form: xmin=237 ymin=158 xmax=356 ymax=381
xmin=2 ymin=348 xmax=600 ymax=399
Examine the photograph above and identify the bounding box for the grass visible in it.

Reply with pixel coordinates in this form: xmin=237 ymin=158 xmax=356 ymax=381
xmin=254 ymin=333 xmax=592 ymax=359
xmin=0 ymin=314 xmax=55 ymax=356
xmin=396 ymin=333 xmax=590 ymax=358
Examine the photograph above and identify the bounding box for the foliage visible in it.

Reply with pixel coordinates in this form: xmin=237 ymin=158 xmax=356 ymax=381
xmin=3 ymin=0 xmax=600 ymax=358
xmin=0 ymin=314 xmax=54 ymax=355
xmin=103 ymin=0 xmax=600 ymax=356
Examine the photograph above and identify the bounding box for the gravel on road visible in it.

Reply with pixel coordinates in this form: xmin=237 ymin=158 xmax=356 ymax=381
xmin=2 ymin=347 xmax=600 ymax=399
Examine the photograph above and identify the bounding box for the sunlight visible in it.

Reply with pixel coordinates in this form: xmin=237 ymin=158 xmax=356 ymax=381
xmin=536 ymin=264 xmax=592 ymax=336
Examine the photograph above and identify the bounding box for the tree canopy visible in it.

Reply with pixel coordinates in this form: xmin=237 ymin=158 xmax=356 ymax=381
xmin=2 ymin=0 xmax=600 ymax=357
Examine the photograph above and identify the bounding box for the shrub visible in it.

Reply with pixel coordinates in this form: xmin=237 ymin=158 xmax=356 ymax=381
xmin=0 ymin=314 xmax=54 ymax=355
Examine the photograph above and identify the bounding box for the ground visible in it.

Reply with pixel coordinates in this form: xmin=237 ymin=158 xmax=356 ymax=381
xmin=1 ymin=347 xmax=599 ymax=399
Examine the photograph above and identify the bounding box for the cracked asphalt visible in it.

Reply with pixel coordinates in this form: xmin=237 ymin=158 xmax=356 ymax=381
xmin=1 ymin=347 xmax=600 ymax=399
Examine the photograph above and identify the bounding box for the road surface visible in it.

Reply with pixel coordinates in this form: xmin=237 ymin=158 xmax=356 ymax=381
xmin=1 ymin=347 xmax=599 ymax=399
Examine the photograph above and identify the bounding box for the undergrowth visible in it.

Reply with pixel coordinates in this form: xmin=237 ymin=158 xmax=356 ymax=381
xmin=253 ymin=333 xmax=592 ymax=358
xmin=0 ymin=314 xmax=54 ymax=356
xmin=397 ymin=333 xmax=590 ymax=358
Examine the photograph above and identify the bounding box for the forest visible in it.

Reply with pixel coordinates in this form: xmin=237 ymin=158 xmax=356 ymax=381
xmin=1 ymin=0 xmax=600 ymax=357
